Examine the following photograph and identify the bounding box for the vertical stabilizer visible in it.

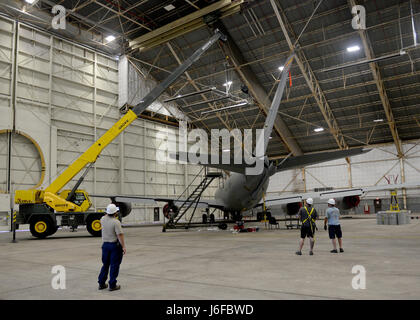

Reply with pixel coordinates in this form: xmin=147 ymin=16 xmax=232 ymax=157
xmin=256 ymin=53 xmax=295 ymax=155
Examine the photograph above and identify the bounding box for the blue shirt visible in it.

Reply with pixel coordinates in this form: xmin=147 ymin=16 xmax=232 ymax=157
xmin=326 ymin=207 xmax=340 ymax=225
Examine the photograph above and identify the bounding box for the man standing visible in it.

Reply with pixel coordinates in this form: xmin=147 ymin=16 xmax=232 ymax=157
xmin=324 ymin=199 xmax=344 ymax=253
xmin=98 ymin=203 xmax=127 ymax=291
xmin=296 ymin=198 xmax=318 ymax=256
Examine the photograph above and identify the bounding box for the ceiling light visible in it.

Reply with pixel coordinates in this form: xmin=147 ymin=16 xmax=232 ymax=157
xmin=105 ymin=35 xmax=115 ymax=42
xmin=222 ymin=149 xmax=230 ymax=152
xmin=347 ymin=45 xmax=360 ymax=52
xmin=278 ymin=66 xmax=284 ymax=71
xmin=373 ymin=119 xmax=384 ymax=123
xmin=314 ymin=127 xmax=324 ymax=132
xmin=164 ymin=4 xmax=176 ymax=11
xmin=228 ymin=101 xmax=247 ymax=108
xmin=223 ymin=81 xmax=233 ymax=87
xmin=25 ymin=0 xmax=37 ymax=4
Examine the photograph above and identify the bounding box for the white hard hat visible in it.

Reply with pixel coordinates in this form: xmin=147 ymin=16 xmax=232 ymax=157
xmin=306 ymin=198 xmax=314 ymax=205
xmin=328 ymin=198 xmax=336 ymax=205
xmin=106 ymin=203 xmax=119 ymax=215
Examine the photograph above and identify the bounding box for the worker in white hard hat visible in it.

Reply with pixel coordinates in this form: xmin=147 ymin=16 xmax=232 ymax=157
xmin=98 ymin=203 xmax=127 ymax=291
xmin=296 ymin=198 xmax=318 ymax=256
xmin=324 ymin=199 xmax=344 ymax=253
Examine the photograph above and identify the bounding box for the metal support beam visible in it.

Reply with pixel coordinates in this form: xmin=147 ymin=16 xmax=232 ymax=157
xmin=91 ymin=0 xmax=151 ymax=33
xmin=302 ymin=168 xmax=307 ymax=193
xmin=211 ymin=21 xmax=303 ymax=156
xmin=399 ymin=157 xmax=407 ymax=209
xmin=270 ymin=0 xmax=348 ymax=152
xmin=348 ymin=0 xmax=404 ymax=158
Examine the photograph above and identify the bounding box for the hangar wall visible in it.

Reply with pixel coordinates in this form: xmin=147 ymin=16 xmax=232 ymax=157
xmin=267 ymin=142 xmax=420 ymax=215
xmin=0 ymin=16 xmax=221 ymax=224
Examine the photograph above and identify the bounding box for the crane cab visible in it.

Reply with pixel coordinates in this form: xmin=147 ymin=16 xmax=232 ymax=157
xmin=58 ymin=189 xmax=92 ymax=212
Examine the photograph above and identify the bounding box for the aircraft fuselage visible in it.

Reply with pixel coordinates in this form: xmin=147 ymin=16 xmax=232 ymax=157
xmin=214 ymin=164 xmax=274 ymax=212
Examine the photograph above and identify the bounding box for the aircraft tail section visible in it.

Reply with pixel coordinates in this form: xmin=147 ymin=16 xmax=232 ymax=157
xmin=275 ymin=148 xmax=370 ymax=172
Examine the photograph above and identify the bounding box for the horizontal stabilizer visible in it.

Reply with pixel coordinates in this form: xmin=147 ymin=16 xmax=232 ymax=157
xmin=276 ymin=148 xmax=370 ymax=172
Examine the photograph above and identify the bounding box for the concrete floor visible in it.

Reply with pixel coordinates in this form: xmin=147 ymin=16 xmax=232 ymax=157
xmin=0 ymin=218 xmax=419 ymax=300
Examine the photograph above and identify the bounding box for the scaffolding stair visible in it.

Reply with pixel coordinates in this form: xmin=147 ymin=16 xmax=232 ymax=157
xmin=163 ymin=170 xmax=223 ymax=231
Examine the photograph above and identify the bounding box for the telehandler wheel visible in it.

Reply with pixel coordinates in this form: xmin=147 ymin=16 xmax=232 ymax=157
xmin=48 ymin=226 xmax=59 ymax=236
xmin=30 ymin=216 xmax=53 ymax=239
xmin=86 ymin=215 xmax=102 ymax=237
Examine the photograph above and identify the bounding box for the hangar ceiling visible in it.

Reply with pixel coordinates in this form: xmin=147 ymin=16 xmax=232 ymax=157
xmin=1 ymin=0 xmax=419 ymax=158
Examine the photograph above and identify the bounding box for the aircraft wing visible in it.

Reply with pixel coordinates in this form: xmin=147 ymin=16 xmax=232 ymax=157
xmin=259 ymin=182 xmax=420 ymax=207
xmin=90 ymin=194 xmax=225 ymax=210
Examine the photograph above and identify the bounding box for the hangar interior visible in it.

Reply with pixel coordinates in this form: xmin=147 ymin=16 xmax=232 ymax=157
xmin=1 ymin=0 xmax=420 ymax=302
xmin=0 ymin=0 xmax=419 ymax=225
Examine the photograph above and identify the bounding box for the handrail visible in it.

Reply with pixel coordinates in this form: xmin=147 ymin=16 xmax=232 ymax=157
xmin=176 ymin=166 xmax=205 ymax=202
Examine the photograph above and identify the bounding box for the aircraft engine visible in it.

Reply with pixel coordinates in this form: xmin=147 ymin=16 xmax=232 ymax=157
xmin=336 ymin=195 xmax=360 ymax=211
xmin=114 ymin=202 xmax=132 ymax=217
xmin=283 ymin=202 xmax=302 ymax=216
xmin=163 ymin=202 xmax=178 ymax=219
xmin=281 ymin=195 xmax=360 ymax=215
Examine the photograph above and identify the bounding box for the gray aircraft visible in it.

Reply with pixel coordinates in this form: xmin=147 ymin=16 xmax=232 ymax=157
xmin=95 ymin=53 xmax=404 ymax=227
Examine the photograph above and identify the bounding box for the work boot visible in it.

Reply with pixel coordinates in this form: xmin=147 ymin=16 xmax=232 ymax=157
xmin=339 ymin=248 xmax=344 ymax=253
xmin=109 ymin=285 xmax=121 ymax=291
xmin=309 ymin=251 xmax=314 ymax=256
xmin=295 ymin=251 xmax=302 ymax=256
xmin=330 ymin=249 xmax=338 ymax=253
xmin=98 ymin=283 xmax=108 ymax=290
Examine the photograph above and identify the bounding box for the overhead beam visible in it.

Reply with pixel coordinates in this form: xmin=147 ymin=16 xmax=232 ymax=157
xmin=129 ymin=0 xmax=243 ymax=51
xmin=348 ymin=0 xmax=404 ymax=157
xmin=270 ymin=0 xmax=348 ymax=152
xmin=211 ymin=21 xmax=303 ymax=156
